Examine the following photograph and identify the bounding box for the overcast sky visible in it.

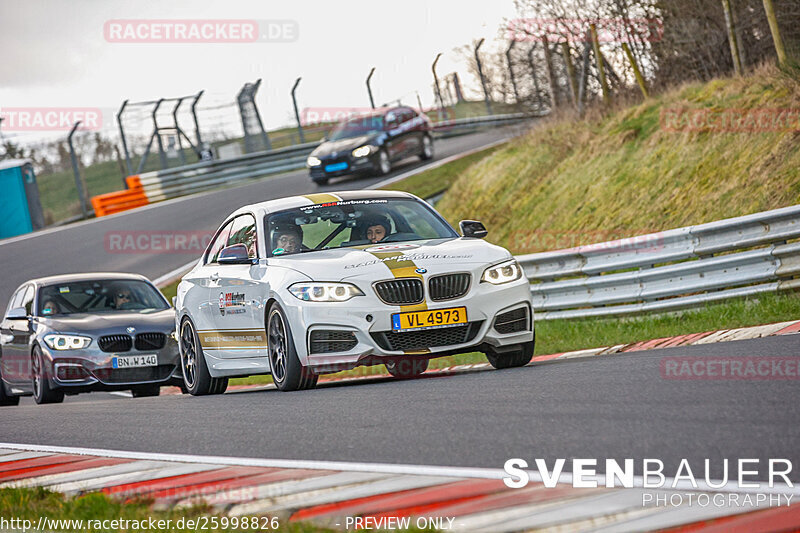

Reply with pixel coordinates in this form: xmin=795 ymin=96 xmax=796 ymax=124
xmin=1 ymin=0 xmax=519 ymax=143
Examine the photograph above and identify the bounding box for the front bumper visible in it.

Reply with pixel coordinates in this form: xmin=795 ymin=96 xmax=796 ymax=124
xmin=308 ymin=154 xmax=376 ymax=180
xmin=283 ymin=276 xmax=534 ymax=373
xmin=40 ymin=339 xmax=181 ymax=391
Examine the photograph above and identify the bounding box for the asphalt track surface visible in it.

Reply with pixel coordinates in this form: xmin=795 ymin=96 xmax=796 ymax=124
xmin=0 ymin=126 xmax=526 ymax=307
xmin=3 ymin=335 xmax=799 ymax=482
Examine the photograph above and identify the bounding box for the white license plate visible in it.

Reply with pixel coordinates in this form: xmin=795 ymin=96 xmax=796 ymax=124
xmin=112 ymin=354 xmax=157 ymax=369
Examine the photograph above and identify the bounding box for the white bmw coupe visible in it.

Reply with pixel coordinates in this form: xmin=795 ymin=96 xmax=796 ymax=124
xmin=175 ymin=191 xmax=534 ymax=395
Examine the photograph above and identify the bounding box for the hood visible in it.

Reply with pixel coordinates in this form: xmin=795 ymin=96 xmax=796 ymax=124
xmin=270 ymin=238 xmax=511 ymax=282
xmin=37 ymin=308 xmax=175 ymax=335
xmin=312 ymin=134 xmax=380 ymax=157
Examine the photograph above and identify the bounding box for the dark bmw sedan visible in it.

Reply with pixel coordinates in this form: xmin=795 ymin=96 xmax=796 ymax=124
xmin=307 ymin=106 xmax=433 ymax=185
xmin=0 ymin=273 xmax=181 ymax=405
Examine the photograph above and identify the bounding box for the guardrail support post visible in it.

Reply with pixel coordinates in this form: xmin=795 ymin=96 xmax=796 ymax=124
xmin=67 ymin=121 xmax=89 ymax=219
xmin=474 ymin=39 xmax=493 ymax=116
xmin=366 ymin=67 xmax=376 ymax=109
xmin=291 ymin=77 xmax=306 ymax=144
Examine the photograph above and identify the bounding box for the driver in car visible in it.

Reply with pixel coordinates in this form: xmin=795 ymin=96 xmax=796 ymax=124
xmin=272 ymin=226 xmax=304 ymax=255
xmin=112 ymin=286 xmax=135 ymax=310
xmin=363 ymin=215 xmax=392 ymax=244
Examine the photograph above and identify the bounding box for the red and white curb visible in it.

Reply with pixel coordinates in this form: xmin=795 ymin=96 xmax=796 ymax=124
xmin=0 ymin=444 xmax=797 ymax=532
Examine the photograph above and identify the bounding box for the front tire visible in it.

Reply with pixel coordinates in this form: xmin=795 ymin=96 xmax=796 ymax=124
xmin=486 ymin=340 xmax=534 ymax=369
xmin=32 ymin=346 xmax=64 ymax=405
xmin=375 ymin=149 xmax=391 ymax=176
xmin=386 ymin=358 xmax=429 ymax=379
xmin=268 ymin=303 xmax=317 ymax=391
xmin=180 ymin=318 xmax=228 ymax=396
xmin=419 ymin=135 xmax=433 ymax=161
xmin=312 ymin=177 xmax=329 ymax=186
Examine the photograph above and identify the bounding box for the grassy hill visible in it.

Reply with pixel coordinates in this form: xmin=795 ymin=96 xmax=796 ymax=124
xmin=436 ymin=64 xmax=800 ymax=254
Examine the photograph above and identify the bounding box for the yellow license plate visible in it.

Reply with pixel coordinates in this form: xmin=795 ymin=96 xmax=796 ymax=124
xmin=392 ymin=307 xmax=467 ymax=332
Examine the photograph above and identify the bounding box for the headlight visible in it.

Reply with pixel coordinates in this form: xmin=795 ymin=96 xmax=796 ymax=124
xmin=288 ymin=282 xmax=364 ymax=302
xmin=481 ymin=259 xmax=523 ymax=285
xmin=352 ymin=145 xmax=374 ymax=158
xmin=43 ymin=334 xmax=92 ymax=351
xmin=307 ymin=156 xmax=321 ymax=167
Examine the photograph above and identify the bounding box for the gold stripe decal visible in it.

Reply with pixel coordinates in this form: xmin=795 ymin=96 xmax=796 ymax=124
xmin=302 ymin=193 xmax=341 ymax=204
xmin=197 ymin=329 xmax=267 ymax=349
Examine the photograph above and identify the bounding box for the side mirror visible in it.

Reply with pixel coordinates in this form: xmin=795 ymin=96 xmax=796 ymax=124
xmin=5 ymin=307 xmax=29 ymax=320
xmin=321 ymin=136 xmax=328 ymax=143
xmin=459 ymin=220 xmax=488 ymax=239
xmin=218 ymin=244 xmax=255 ymax=265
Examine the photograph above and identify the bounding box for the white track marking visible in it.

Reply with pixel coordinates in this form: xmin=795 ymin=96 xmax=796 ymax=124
xmin=51 ymin=463 xmax=223 ymax=494
xmin=0 ymin=451 xmax=52 ymax=463
xmin=0 ymin=460 xmax=172 ymax=489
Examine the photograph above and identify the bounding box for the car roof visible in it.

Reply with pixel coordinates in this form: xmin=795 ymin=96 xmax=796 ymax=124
xmin=23 ymin=272 xmax=151 ymax=289
xmin=229 ymin=190 xmax=419 ymax=218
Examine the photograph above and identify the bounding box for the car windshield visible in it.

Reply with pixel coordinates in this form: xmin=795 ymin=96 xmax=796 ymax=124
xmin=37 ymin=279 xmax=169 ymax=316
xmin=265 ymin=198 xmax=458 ymax=257
xmin=328 ymin=115 xmax=385 ymax=141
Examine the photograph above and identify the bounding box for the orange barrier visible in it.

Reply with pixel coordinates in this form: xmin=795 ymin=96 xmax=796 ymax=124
xmin=90 ymin=175 xmax=149 ymax=217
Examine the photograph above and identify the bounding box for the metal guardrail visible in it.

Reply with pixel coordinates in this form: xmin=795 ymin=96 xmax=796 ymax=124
xmin=131 ymin=113 xmax=540 ymax=203
xmin=517 ymin=205 xmax=800 ymax=320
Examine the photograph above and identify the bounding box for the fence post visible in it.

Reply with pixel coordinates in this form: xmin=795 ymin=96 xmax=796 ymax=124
xmin=432 ymin=53 xmax=445 ymax=112
xmin=762 ymin=0 xmax=788 ymax=66
xmin=506 ymin=41 xmax=520 ymax=104
xmin=589 ymin=24 xmax=611 ymax=105
xmin=291 ymin=77 xmax=305 ymax=144
xmin=622 ymin=43 xmax=649 ymax=98
xmin=474 ymin=39 xmax=493 ymax=116
xmin=527 ymin=45 xmax=543 ymax=111
xmin=561 ymin=41 xmax=578 ymax=106
xmin=721 ymin=0 xmax=743 ymax=75
xmin=116 ymin=100 xmax=133 ymax=179
xmin=67 ymin=121 xmax=89 ymax=219
xmin=577 ymin=33 xmax=592 ymax=117
xmin=542 ymin=36 xmax=559 ymax=111
xmin=366 ymin=67 xmax=376 ymax=109
xmin=191 ymin=90 xmax=204 ymax=147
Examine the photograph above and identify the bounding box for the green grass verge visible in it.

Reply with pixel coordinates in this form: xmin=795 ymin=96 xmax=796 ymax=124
xmin=0 ymin=487 xmax=320 ymax=532
xmin=436 ymin=64 xmax=800 ymax=255
xmin=379 ymin=144 xmax=503 ymax=199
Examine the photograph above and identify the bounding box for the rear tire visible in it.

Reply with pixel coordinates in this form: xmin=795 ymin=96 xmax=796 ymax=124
xmin=131 ymin=384 xmax=161 ymax=398
xmin=268 ymin=303 xmax=316 ymax=392
xmin=376 ymin=149 xmax=392 ymax=176
xmin=313 ymin=177 xmax=329 ymax=186
xmin=486 ymin=341 xmax=534 ymax=369
xmin=419 ymin=135 xmax=433 ymax=161
xmin=179 ymin=318 xmax=227 ymax=396
xmin=32 ymin=346 xmax=64 ymax=405
xmin=386 ymin=358 xmax=429 ymax=379
xmin=0 ymin=362 xmax=20 ymax=407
